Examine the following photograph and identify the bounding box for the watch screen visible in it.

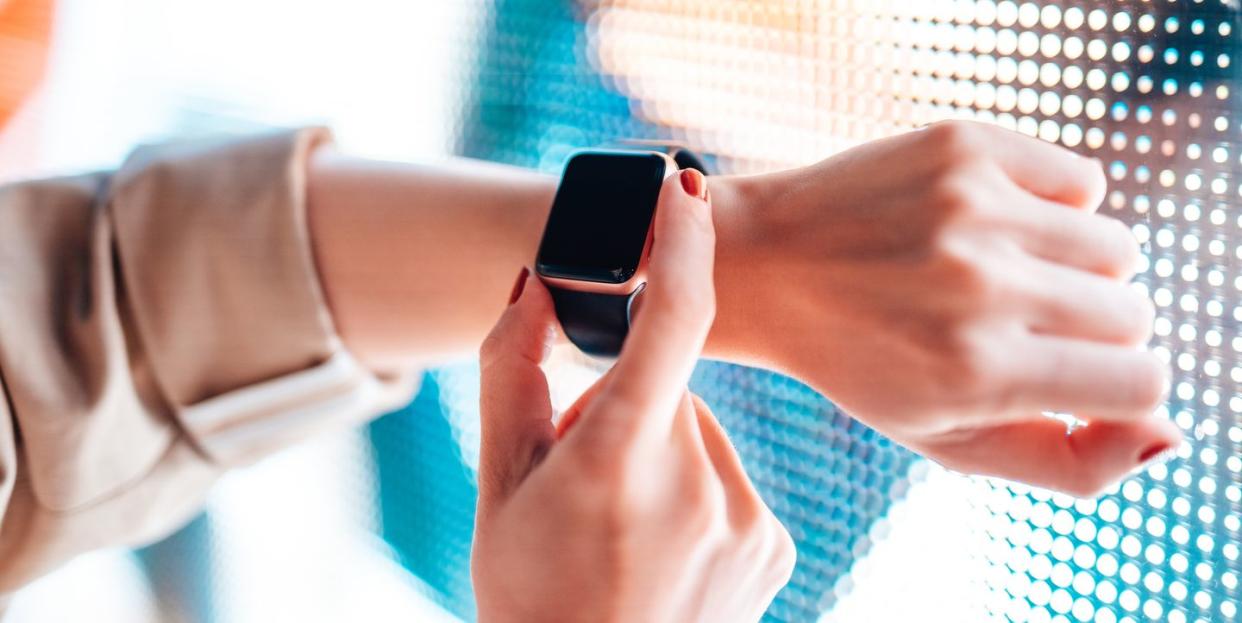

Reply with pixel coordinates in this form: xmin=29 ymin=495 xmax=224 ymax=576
xmin=536 ymin=152 xmax=667 ymax=283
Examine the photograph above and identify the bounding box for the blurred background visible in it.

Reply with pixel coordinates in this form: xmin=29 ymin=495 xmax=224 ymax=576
xmin=2 ymin=1 xmax=1240 ymax=622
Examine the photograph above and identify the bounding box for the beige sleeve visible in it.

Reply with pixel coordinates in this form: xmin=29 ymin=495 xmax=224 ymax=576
xmin=0 ymin=129 xmax=415 ymax=594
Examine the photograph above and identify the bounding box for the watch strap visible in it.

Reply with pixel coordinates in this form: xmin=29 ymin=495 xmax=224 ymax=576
xmin=610 ymin=141 xmax=712 ymax=175
xmin=547 ymin=284 xmax=644 ymax=358
xmin=667 ymin=147 xmax=709 ymax=175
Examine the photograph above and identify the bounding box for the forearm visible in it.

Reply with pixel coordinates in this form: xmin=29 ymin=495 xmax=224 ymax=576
xmin=307 ymin=145 xmax=786 ymax=372
xmin=307 ymin=148 xmax=556 ymax=369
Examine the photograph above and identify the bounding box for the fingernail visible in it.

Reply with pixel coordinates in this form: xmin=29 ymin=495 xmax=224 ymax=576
xmin=1137 ymin=442 xmax=1173 ymax=465
xmin=679 ymin=168 xmax=708 ymax=201
xmin=508 ymin=266 xmax=530 ymax=305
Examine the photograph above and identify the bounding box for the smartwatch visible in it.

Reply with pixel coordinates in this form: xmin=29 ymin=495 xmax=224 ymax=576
xmin=535 ymin=149 xmax=698 ymax=358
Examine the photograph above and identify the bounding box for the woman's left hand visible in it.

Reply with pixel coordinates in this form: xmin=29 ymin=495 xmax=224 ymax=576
xmin=707 ymin=122 xmax=1180 ymax=496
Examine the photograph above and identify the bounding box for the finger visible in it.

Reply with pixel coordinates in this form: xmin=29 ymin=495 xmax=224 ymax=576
xmin=925 ymin=416 xmax=1183 ymax=497
xmin=664 ymin=391 xmax=722 ymax=506
xmin=675 ymin=391 xmax=708 ymax=453
xmin=1007 ymin=189 xmax=1142 ymax=279
xmin=963 ymin=121 xmax=1107 ymax=210
xmin=690 ymin=394 xmax=763 ymax=522
xmin=477 ymin=269 xmax=559 ymax=511
xmin=591 ymin=169 xmax=716 ymax=442
xmin=1024 ymin=259 xmax=1156 ymax=346
xmin=691 ymin=395 xmax=797 ymax=605
xmin=1001 ymin=336 xmax=1169 ymax=419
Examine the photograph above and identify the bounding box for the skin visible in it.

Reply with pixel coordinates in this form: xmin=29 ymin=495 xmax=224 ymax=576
xmin=308 ymin=121 xmax=1187 ymax=619
xmin=471 ymin=172 xmax=795 ymax=622
xmin=308 ymin=120 xmax=1180 ymax=499
xmin=706 ymin=121 xmax=1181 ymax=497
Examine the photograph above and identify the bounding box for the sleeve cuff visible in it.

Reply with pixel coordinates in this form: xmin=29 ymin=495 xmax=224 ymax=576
xmin=109 ymin=129 xmax=414 ymax=465
xmin=179 ymin=351 xmax=413 ymax=464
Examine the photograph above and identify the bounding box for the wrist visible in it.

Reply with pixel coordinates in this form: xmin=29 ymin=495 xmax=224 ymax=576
xmin=702 ymin=172 xmax=781 ymax=367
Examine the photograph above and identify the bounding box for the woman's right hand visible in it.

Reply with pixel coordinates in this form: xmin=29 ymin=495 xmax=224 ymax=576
xmin=471 ymin=170 xmax=796 ymax=623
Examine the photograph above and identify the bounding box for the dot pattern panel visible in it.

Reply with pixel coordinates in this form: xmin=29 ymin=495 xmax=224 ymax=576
xmin=968 ymin=5 xmax=1242 ymax=613
xmin=364 ymin=1 xmax=1242 ymax=622
xmin=370 ymin=370 xmax=482 ymax=620
xmin=111 ymin=1 xmax=1242 ymax=621
xmin=689 ymin=363 xmax=918 ymax=621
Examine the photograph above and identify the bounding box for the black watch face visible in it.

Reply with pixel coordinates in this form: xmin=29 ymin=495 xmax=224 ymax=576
xmin=536 ymin=152 xmax=667 ymax=284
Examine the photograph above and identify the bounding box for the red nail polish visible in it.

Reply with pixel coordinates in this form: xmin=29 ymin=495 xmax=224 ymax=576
xmin=508 ymin=267 xmax=530 ymax=305
xmin=1138 ymin=442 xmax=1172 ymax=464
xmin=679 ymin=168 xmax=708 ymax=201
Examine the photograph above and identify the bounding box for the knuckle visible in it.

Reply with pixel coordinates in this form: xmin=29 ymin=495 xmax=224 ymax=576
xmin=584 ymin=432 xmax=644 ymax=472
xmin=562 ymin=449 xmax=623 ymax=493
xmin=959 ymin=262 xmax=1000 ymax=307
xmin=928 ymin=173 xmax=988 ymax=223
xmin=675 ymin=478 xmax=726 ymax=539
xmin=1100 ymin=217 xmax=1141 ymax=272
xmin=769 ymin=523 xmax=798 ymax=580
xmin=737 ymin=516 xmax=797 ymax=589
xmin=685 ymin=469 xmax=725 ymax=513
xmin=562 ymin=414 xmax=644 ymax=477
xmin=956 ymin=345 xmax=1000 ymax=400
xmin=732 ymin=492 xmax=768 ymax=532
xmin=934 ymin=245 xmax=1002 ymax=309
xmin=477 ymin=330 xmax=507 ymax=368
xmin=924 ymin=120 xmax=985 ymax=161
xmin=594 ymin=475 xmax=647 ymax=537
xmin=593 ymin=513 xmax=636 ymax=578
xmin=1091 ymin=155 xmax=1108 ymax=181
xmin=677 ymin=468 xmax=714 ymax=509
xmin=1082 ymin=157 xmax=1109 ymax=208
xmin=598 ymin=498 xmax=635 ymax=537
xmin=1135 ymin=293 xmax=1158 ymax=340
xmin=567 ymin=447 xmax=619 ymax=483
xmin=594 ymin=387 xmax=645 ymax=419
xmin=944 ymin=332 xmax=1011 ymax=410
xmin=1120 ymin=287 xmax=1157 ymax=345
xmin=1128 ymin=354 xmax=1170 ymax=411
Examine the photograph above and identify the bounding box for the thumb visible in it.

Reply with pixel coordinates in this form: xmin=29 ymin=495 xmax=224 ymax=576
xmin=477 ymin=267 xmax=558 ymax=513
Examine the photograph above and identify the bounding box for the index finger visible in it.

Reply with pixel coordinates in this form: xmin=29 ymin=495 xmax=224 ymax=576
xmin=592 ymin=169 xmax=717 ymax=440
